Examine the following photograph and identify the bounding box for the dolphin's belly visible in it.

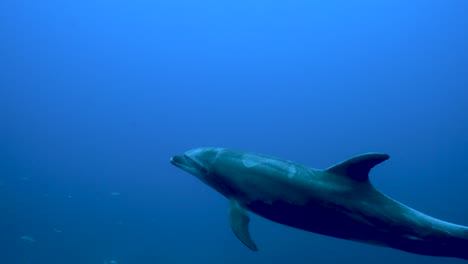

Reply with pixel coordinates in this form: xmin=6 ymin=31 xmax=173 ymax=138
xmin=247 ymin=199 xmax=392 ymax=245
xmin=247 ymin=199 xmax=468 ymax=259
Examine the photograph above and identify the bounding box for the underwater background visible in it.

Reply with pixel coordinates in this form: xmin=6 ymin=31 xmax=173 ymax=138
xmin=1 ymin=0 xmax=467 ymax=263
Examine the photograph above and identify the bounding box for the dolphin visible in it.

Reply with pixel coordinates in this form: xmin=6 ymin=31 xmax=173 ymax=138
xmin=170 ymin=147 xmax=468 ymax=260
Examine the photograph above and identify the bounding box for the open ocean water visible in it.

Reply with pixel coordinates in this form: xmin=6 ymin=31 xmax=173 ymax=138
xmin=1 ymin=0 xmax=467 ymax=263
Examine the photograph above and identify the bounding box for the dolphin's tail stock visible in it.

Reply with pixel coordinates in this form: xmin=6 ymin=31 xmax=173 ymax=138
xmin=455 ymin=227 xmax=468 ymax=260
xmin=445 ymin=224 xmax=468 ymax=260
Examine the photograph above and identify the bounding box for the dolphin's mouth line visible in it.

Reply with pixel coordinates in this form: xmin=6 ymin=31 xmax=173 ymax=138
xmin=170 ymin=155 xmax=191 ymax=169
xmin=171 ymin=154 xmax=207 ymax=173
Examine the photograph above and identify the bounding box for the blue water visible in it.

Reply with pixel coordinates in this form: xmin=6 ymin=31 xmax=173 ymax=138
xmin=1 ymin=0 xmax=467 ymax=263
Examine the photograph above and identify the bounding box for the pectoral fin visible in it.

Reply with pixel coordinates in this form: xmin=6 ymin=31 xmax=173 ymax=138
xmin=229 ymin=199 xmax=258 ymax=251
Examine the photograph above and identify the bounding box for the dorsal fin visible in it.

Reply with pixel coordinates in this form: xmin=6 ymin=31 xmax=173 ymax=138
xmin=325 ymin=153 xmax=389 ymax=182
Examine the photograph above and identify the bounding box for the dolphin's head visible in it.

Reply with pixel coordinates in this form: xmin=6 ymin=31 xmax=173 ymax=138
xmin=170 ymin=147 xmax=222 ymax=182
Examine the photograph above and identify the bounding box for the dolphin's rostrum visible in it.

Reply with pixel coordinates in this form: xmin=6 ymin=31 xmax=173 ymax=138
xmin=171 ymin=147 xmax=468 ymax=260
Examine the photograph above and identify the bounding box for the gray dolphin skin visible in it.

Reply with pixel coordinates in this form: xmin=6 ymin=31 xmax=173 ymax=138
xmin=170 ymin=147 xmax=468 ymax=260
